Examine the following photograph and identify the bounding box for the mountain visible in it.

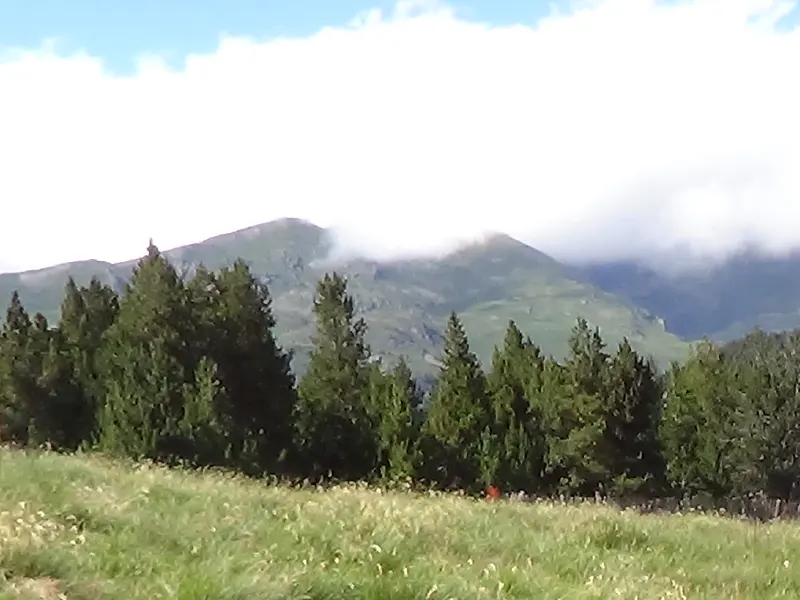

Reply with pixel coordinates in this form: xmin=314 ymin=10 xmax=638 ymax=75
xmin=0 ymin=260 xmax=126 ymax=318
xmin=0 ymin=218 xmax=689 ymax=375
xmin=580 ymin=249 xmax=800 ymax=342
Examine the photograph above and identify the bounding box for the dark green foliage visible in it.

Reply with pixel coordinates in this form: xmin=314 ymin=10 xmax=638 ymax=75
xmin=371 ymin=358 xmax=423 ymax=482
xmin=602 ymin=339 xmax=665 ymax=495
xmin=177 ymin=356 xmax=235 ymax=467
xmin=98 ymin=335 xmax=194 ymax=460
xmin=485 ymin=321 xmax=546 ymax=493
xmin=543 ymin=318 xmax=610 ymax=494
xmin=422 ymin=312 xmax=490 ymax=490
xmin=4 ymin=240 xmax=800 ymax=502
xmin=27 ymin=329 xmax=93 ymax=450
xmin=96 ymin=246 xmax=296 ymax=473
xmin=294 ymin=273 xmax=376 ymax=481
xmin=55 ymin=277 xmax=119 ymax=448
xmin=0 ymin=295 xmax=85 ymax=449
xmin=186 ymin=260 xmax=297 ymax=475
xmin=0 ymin=292 xmax=36 ymax=442
xmin=97 ymin=243 xmax=207 ymax=462
xmin=660 ymin=341 xmax=745 ymax=496
xmin=721 ymin=330 xmax=800 ymax=499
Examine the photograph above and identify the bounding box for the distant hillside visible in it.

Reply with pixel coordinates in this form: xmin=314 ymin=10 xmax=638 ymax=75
xmin=580 ymin=249 xmax=800 ymax=342
xmin=0 ymin=218 xmax=689 ymax=375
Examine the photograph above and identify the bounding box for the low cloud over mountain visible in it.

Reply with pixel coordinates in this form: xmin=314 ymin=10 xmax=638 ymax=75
xmin=1 ymin=0 xmax=799 ymax=272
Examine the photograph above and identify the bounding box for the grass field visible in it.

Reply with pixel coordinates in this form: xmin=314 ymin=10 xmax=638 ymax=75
xmin=1 ymin=448 xmax=798 ymax=599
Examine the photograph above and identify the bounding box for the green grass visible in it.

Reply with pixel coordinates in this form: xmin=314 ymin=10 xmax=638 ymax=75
xmin=1 ymin=448 xmax=798 ymax=599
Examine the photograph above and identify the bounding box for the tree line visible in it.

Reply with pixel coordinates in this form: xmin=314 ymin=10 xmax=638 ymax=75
xmin=1 ymin=243 xmax=799 ymax=500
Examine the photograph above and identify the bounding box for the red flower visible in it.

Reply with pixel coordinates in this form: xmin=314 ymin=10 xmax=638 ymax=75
xmin=486 ymin=485 xmax=501 ymax=501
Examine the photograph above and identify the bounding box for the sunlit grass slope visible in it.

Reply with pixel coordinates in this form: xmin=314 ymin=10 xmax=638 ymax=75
xmin=1 ymin=448 xmax=798 ymax=599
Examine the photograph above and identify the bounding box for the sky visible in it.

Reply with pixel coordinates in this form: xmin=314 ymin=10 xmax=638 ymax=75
xmin=1 ymin=0 xmax=800 ymax=273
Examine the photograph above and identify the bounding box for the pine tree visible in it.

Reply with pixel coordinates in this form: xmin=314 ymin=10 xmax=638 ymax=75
xmin=603 ymin=339 xmax=665 ymax=495
xmin=729 ymin=330 xmax=800 ymax=499
xmin=0 ymin=292 xmax=36 ymax=443
xmin=4 ymin=291 xmax=30 ymax=334
xmin=544 ymin=318 xmax=610 ymax=494
xmin=24 ymin=329 xmax=87 ymax=450
xmin=187 ymin=260 xmax=296 ymax=475
xmin=294 ymin=272 xmax=375 ymax=481
xmin=97 ymin=243 xmax=224 ymax=463
xmin=422 ymin=312 xmax=489 ymax=490
xmin=54 ymin=277 xmax=119 ymax=448
xmin=99 ymin=336 xmax=188 ymax=459
xmin=369 ymin=358 xmax=423 ymax=482
xmin=178 ymin=356 xmax=234 ymax=466
xmin=660 ymin=341 xmax=745 ymax=496
xmin=485 ymin=321 xmax=547 ymax=493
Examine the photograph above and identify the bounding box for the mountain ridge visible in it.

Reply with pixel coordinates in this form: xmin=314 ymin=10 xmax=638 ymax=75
xmin=0 ymin=218 xmax=691 ymax=375
xmin=579 ymin=248 xmax=800 ymax=342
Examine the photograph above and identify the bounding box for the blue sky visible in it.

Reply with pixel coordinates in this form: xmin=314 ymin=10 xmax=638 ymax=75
xmin=0 ymin=0 xmax=554 ymax=73
xmin=1 ymin=0 xmax=800 ymax=272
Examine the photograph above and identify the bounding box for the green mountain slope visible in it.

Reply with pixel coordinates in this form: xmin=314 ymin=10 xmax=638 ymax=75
xmin=0 ymin=260 xmax=125 ymax=318
xmin=580 ymin=250 xmax=800 ymax=342
xmin=0 ymin=218 xmax=689 ymax=374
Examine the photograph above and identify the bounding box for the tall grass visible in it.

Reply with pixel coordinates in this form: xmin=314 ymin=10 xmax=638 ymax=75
xmin=1 ymin=447 xmax=798 ymax=599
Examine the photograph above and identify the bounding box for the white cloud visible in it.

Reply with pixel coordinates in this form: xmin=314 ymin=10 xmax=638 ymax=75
xmin=1 ymin=0 xmax=799 ymax=272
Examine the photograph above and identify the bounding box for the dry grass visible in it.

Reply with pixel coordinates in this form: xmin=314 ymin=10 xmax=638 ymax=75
xmin=1 ymin=447 xmax=798 ymax=599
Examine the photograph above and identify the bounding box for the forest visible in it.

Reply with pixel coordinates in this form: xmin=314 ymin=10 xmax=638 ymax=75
xmin=1 ymin=242 xmax=798 ymax=502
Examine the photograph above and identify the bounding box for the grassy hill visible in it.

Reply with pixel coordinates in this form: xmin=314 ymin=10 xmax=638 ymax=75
xmin=1 ymin=448 xmax=798 ymax=599
xmin=0 ymin=218 xmax=689 ymax=375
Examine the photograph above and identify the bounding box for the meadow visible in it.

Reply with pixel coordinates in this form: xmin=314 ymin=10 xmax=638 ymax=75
xmin=1 ymin=447 xmax=798 ymax=600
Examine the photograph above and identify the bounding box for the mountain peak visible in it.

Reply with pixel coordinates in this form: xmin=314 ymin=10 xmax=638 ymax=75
xmin=445 ymin=231 xmax=559 ymax=269
xmin=201 ymin=217 xmax=324 ymax=244
xmin=480 ymin=231 xmax=527 ymax=247
xmin=257 ymin=217 xmax=323 ymax=233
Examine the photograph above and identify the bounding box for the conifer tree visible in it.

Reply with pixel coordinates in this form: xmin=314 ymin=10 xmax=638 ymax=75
xmin=544 ymin=318 xmax=610 ymax=494
xmin=603 ymin=339 xmax=665 ymax=495
xmin=97 ymin=243 xmax=225 ymax=463
xmin=660 ymin=341 xmax=744 ymax=496
xmin=99 ymin=336 xmax=190 ymax=459
xmin=486 ymin=320 xmax=546 ymax=492
xmin=59 ymin=277 xmax=119 ymax=354
xmin=54 ymin=277 xmax=119 ymax=447
xmin=187 ymin=260 xmax=296 ymax=475
xmin=0 ymin=292 xmax=35 ymax=443
xmin=368 ymin=357 xmax=423 ymax=482
xmin=422 ymin=312 xmax=489 ymax=490
xmin=535 ymin=356 xmax=568 ymax=492
xmin=177 ymin=356 xmax=234 ymax=466
xmin=294 ymin=272 xmax=375 ymax=481
xmin=725 ymin=330 xmax=800 ymax=499
xmin=0 ymin=295 xmax=81 ymax=449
